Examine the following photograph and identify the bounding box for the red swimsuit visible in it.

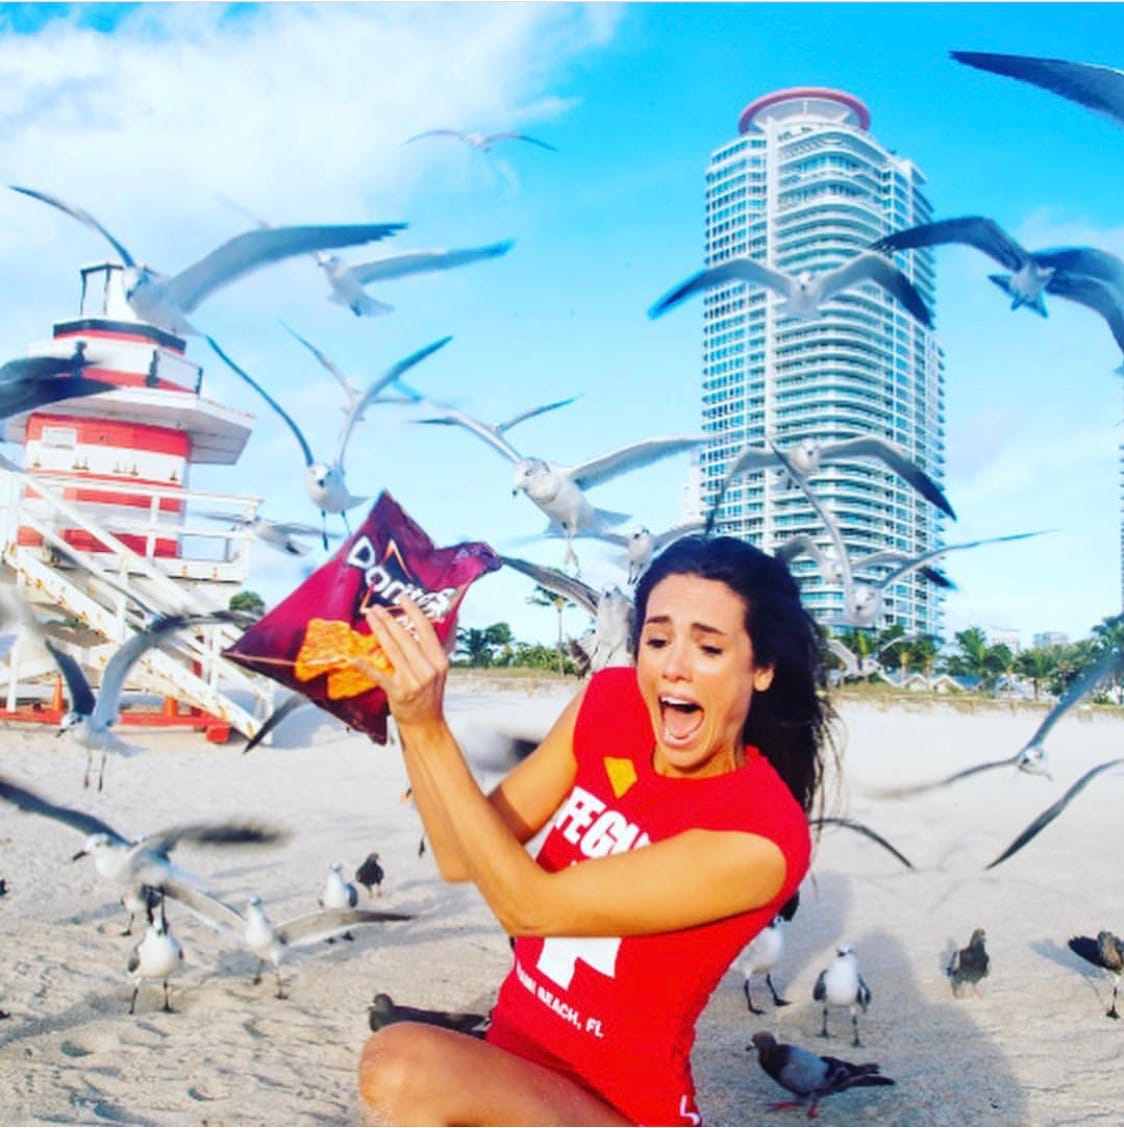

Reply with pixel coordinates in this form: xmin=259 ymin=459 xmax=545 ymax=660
xmin=486 ymin=667 xmax=811 ymax=1125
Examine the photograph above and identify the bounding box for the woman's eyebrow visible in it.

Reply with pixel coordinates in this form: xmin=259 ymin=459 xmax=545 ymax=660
xmin=643 ymin=614 xmax=727 ymax=637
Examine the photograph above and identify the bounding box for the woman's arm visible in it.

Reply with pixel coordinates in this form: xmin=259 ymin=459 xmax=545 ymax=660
xmin=367 ymin=599 xmax=788 ymax=936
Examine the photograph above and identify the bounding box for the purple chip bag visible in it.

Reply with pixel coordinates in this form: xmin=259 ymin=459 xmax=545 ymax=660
xmin=225 ymin=491 xmax=502 ymax=744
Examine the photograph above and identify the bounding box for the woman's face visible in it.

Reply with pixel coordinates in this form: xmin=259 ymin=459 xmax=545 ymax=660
xmin=636 ymin=573 xmax=774 ymax=778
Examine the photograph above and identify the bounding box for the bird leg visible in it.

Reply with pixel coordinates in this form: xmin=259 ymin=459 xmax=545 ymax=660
xmin=743 ymin=980 xmax=764 ymax=1016
xmin=850 ymin=1008 xmax=862 ymax=1048
xmin=766 ymin=972 xmax=790 ymax=1007
xmin=1107 ymin=978 xmax=1119 ymax=1020
xmin=121 ymin=911 xmax=135 ymax=937
xmin=274 ymin=968 xmax=287 ymax=1000
xmin=320 ymin=511 xmax=329 ymax=552
xmin=128 ymin=985 xmax=140 ymax=1015
xmin=252 ymin=959 xmax=265 ymax=986
xmin=83 ymin=749 xmax=93 ymax=790
xmin=766 ymin=1101 xmax=805 ymax=1113
xmin=162 ymin=979 xmax=174 ymax=1013
xmin=819 ymin=1007 xmax=830 ymax=1038
xmin=97 ymin=751 xmax=108 ymax=793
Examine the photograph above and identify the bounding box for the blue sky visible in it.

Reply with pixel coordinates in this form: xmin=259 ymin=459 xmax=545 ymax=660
xmin=1 ymin=2 xmax=1122 ymax=648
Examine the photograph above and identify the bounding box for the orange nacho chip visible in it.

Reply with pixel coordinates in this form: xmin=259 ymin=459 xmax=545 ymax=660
xmin=294 ymin=618 xmax=394 ymax=697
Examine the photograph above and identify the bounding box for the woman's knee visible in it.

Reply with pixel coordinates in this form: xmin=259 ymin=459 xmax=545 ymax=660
xmin=358 ymin=1022 xmax=441 ymax=1124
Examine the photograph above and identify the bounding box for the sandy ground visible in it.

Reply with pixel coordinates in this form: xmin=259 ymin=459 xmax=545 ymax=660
xmin=1 ymin=677 xmax=1122 ymax=1126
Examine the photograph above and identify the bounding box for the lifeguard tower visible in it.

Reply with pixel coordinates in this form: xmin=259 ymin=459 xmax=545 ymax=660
xmin=0 ymin=263 xmax=277 ymax=741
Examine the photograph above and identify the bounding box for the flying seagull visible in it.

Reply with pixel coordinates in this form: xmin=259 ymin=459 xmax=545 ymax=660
xmin=13 ymin=185 xmax=405 ymax=337
xmin=812 ymin=816 xmax=914 ymax=870
xmin=985 ymin=757 xmax=1124 ymax=870
xmin=706 ymin=433 xmax=955 ymax=534
xmin=748 ymin=1031 xmax=894 ymax=1118
xmin=198 ymin=511 xmax=333 ymax=557
xmin=500 ymin=555 xmax=634 ymax=671
xmin=368 ymin=991 xmax=489 ymax=1036
xmin=649 ymin=250 xmax=933 ymax=328
xmin=1068 ymin=930 xmax=1124 ymax=1019
xmin=947 ymin=928 xmax=990 ymax=997
xmin=772 ymin=443 xmax=1042 ymax=629
xmin=405 ymin=129 xmax=557 ymax=152
xmin=877 ymin=649 xmax=1124 ymax=799
xmin=416 ymin=401 xmax=704 ymax=569
xmin=166 ymin=887 xmax=412 ymax=998
xmin=813 ymin=943 xmax=872 ymax=1047
xmin=0 ymin=773 xmax=287 ymax=929
xmin=0 ymin=350 xmax=114 ymax=420
xmin=206 ymin=334 xmax=448 ymax=547
xmin=951 ymin=51 xmax=1124 ymax=129
xmin=243 ymin=692 xmax=313 ymax=754
xmin=29 ymin=609 xmax=251 ymax=790
xmin=580 ymin=520 xmax=707 ymax=585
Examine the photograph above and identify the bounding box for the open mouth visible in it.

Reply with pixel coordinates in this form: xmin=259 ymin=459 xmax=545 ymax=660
xmin=660 ymin=695 xmax=704 ymax=745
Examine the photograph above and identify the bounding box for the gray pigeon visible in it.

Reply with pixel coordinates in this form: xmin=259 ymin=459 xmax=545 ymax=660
xmin=1069 ymin=931 xmax=1124 ymax=1019
xmin=748 ymin=1032 xmax=894 ymax=1118
xmin=947 ymin=928 xmax=990 ymax=997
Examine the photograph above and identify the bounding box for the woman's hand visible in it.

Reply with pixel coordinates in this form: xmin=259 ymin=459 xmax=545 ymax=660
xmin=362 ymin=596 xmax=449 ymax=731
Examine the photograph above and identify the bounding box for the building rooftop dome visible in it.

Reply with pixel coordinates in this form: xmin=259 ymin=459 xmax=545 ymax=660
xmin=738 ymin=87 xmax=870 ymax=134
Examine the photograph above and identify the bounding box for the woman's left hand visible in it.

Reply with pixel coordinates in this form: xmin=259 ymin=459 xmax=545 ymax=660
xmin=362 ymin=596 xmax=449 ymax=730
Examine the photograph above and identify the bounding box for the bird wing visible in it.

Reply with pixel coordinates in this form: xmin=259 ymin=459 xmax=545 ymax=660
xmin=705 ymin=444 xmax=779 ymax=532
xmin=164 ymin=223 xmax=407 ymax=314
xmin=985 ymin=757 xmax=1124 ymax=870
xmin=819 ymin=252 xmax=933 ymax=328
xmin=0 ymin=374 xmax=116 ymax=420
xmin=487 ymin=132 xmax=558 ymax=151
xmin=410 ymin=404 xmax=522 ymax=463
xmin=1044 ymin=272 xmax=1124 ymax=352
xmin=142 ymin=819 xmax=289 ymax=857
xmin=280 ymin=322 xmax=360 ymax=404
xmin=42 ymin=638 xmax=97 ymax=716
xmin=819 ymin=435 xmax=955 ymax=519
xmin=568 ymin=435 xmax=706 ymax=490
xmin=0 ymin=354 xmax=92 ymax=384
xmin=92 ymin=612 xmax=247 ymax=730
xmin=775 ymin=534 xmax=837 ymax=583
xmin=872 ymin=755 xmax=1022 ymax=799
xmin=335 ymin=337 xmax=452 ymax=470
xmin=649 ymin=519 xmax=706 ymax=550
xmin=1035 ymin=246 xmax=1124 ymax=289
xmin=348 ymin=241 xmax=513 ymax=285
xmin=405 ymin=129 xmax=466 ymax=143
xmin=648 ymin=258 xmax=791 ymax=319
xmin=500 ymin=555 xmax=600 ymax=616
xmin=874 ymin=530 xmax=1049 ymax=591
xmin=206 ymin=336 xmax=314 ymax=466
xmin=0 ymin=774 xmax=125 ymax=841
xmin=950 ymin=51 xmax=1124 ymax=127
xmin=813 ymin=816 xmax=914 ymax=869
xmin=12 ymin=185 xmax=136 ymax=265
xmin=1023 ymin=649 xmax=1124 ymax=748
xmin=1068 ymin=934 xmax=1107 ymax=970
xmin=277 ymin=907 xmax=413 ymax=947
xmin=824 ymin=639 xmax=859 ymax=678
xmin=812 ymin=969 xmax=827 ymax=1002
xmin=496 ymin=396 xmax=578 ymax=435
xmin=160 ymin=879 xmax=247 ymax=935
xmin=871 ymin=216 xmax=1028 ymax=271
xmin=244 ymin=693 xmax=310 ymax=754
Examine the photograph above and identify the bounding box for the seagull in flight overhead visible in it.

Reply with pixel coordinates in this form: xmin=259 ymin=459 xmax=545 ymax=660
xmin=706 ymin=433 xmax=955 ymax=534
xmin=13 ymin=186 xmax=405 ymax=338
xmin=876 ymin=648 xmax=1124 ymax=800
xmin=197 ymin=511 xmax=334 ymax=558
xmin=586 ymin=520 xmax=707 ymax=585
xmin=30 ymin=609 xmax=250 ymax=791
xmin=985 ymin=756 xmax=1124 ymax=870
xmin=0 ymin=350 xmax=113 ymax=420
xmin=0 ymin=773 xmax=287 ymax=929
xmin=206 ymin=334 xmax=449 ymax=547
xmin=951 ymin=51 xmax=1124 ymax=129
xmin=649 ymin=250 xmax=933 ymax=328
xmin=406 ymin=129 xmax=557 ymax=152
xmin=166 ymin=887 xmax=412 ymax=998
xmin=501 ymin=555 xmax=634 ymax=671
xmin=770 ymin=444 xmax=1039 ymax=629
xmin=415 ymin=401 xmax=705 ymax=569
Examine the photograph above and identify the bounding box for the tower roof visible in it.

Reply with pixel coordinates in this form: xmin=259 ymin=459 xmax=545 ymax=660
xmin=738 ymin=87 xmax=871 ymax=134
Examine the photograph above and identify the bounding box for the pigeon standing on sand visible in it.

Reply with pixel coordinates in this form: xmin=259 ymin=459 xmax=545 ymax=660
xmin=748 ymin=1031 xmax=894 ymax=1118
xmin=947 ymin=928 xmax=990 ymax=997
xmin=368 ymin=992 xmax=489 ymax=1037
xmin=1068 ymin=931 xmax=1124 ymax=1019
xmin=813 ymin=943 xmax=872 ymax=1047
xmin=355 ymin=853 xmax=385 ymax=897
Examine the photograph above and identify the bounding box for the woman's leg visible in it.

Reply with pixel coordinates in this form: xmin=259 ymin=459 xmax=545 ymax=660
xmin=358 ymin=1021 xmax=633 ymax=1127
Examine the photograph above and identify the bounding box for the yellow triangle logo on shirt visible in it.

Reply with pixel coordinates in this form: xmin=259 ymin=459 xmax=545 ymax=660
xmin=604 ymin=756 xmax=637 ymax=799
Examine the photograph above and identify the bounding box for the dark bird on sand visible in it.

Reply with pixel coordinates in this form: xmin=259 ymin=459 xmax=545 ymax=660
xmin=355 ymin=852 xmax=385 ymax=897
xmin=1068 ymin=931 xmax=1124 ymax=1019
xmin=748 ymin=1032 xmax=894 ymax=1118
xmin=947 ymin=928 xmax=990 ymax=997
xmin=368 ymin=992 xmax=489 ymax=1037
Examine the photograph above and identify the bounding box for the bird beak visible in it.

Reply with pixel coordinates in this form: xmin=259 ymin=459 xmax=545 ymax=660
xmin=71 ymin=849 xmax=87 ymax=862
xmin=511 ymin=489 xmax=519 ymax=498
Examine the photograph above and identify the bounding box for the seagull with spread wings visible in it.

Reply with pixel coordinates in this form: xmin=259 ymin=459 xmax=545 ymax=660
xmin=0 ymin=349 xmax=113 ymax=420
xmin=206 ymin=334 xmax=448 ymax=547
xmin=406 ymin=129 xmax=557 ymax=152
xmin=649 ymin=250 xmax=933 ymax=328
xmin=13 ymin=185 xmax=405 ymax=337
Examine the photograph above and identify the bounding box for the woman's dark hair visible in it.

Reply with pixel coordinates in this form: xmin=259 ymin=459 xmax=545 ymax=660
xmin=631 ymin=534 xmax=836 ymax=816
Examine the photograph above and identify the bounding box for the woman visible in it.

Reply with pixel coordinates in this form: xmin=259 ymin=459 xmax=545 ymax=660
xmin=357 ymin=535 xmax=836 ymax=1126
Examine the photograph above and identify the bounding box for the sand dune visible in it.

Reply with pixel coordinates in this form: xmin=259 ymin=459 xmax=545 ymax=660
xmin=1 ymin=681 xmax=1122 ymax=1125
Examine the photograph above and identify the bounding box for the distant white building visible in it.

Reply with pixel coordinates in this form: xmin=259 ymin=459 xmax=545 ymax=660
xmin=699 ymin=87 xmax=946 ymax=636
xmin=1032 ymin=630 xmax=1069 ymax=649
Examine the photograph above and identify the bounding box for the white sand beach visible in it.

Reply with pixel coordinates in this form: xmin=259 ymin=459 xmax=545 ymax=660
xmin=1 ymin=678 xmax=1122 ymax=1126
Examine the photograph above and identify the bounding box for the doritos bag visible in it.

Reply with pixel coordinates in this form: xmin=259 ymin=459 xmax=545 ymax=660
xmin=225 ymin=491 xmax=502 ymax=744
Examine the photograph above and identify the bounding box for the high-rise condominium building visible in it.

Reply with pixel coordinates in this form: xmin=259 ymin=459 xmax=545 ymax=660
xmin=699 ymin=87 xmax=946 ymax=636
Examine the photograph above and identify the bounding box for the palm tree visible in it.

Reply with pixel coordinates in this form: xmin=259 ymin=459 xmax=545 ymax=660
xmin=526 ymin=584 xmax=575 ymax=674
xmin=1015 ymin=646 xmax=1059 ymax=700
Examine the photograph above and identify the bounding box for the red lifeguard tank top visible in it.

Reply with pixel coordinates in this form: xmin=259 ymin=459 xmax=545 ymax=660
xmin=486 ymin=667 xmax=811 ymax=1125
